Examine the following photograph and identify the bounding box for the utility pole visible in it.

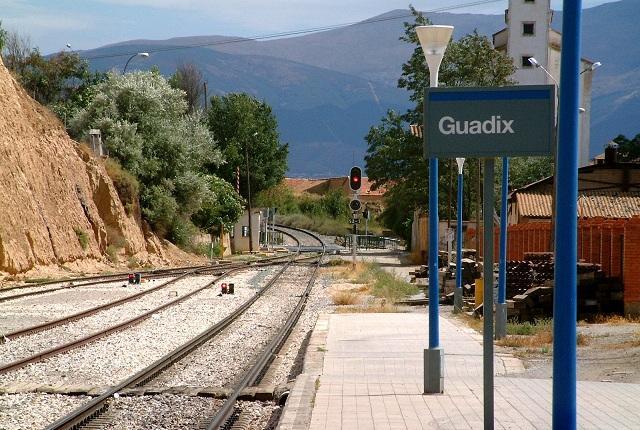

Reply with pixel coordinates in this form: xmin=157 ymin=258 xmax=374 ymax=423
xmin=203 ymin=82 xmax=208 ymax=112
xmin=246 ymin=137 xmax=253 ymax=252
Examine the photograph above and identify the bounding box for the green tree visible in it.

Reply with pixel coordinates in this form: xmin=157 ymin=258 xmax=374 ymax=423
xmin=613 ymin=133 xmax=640 ymax=162
xmin=192 ymin=177 xmax=245 ymax=234
xmin=365 ymin=6 xmax=516 ymax=241
xmin=71 ymin=71 xmax=231 ymax=245
xmin=206 ymin=93 xmax=288 ymax=202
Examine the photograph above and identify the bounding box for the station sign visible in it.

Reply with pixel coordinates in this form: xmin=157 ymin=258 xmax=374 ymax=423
xmin=424 ymin=85 xmax=556 ymax=158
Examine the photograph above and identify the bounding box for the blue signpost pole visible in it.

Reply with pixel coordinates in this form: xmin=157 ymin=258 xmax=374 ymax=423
xmin=553 ymin=1 xmax=582 ymax=428
xmin=455 ymin=167 xmax=464 ymax=312
xmin=429 ymin=157 xmax=440 ymax=349
xmin=496 ymin=157 xmax=509 ymax=339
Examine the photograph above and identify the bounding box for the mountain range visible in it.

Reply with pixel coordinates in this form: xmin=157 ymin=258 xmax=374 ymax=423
xmin=79 ymin=0 xmax=640 ymax=177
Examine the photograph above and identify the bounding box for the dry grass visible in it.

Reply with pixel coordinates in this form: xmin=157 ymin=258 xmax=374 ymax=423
xmin=331 ymin=291 xmax=361 ymax=306
xmin=497 ymin=330 xmax=553 ymax=348
xmin=592 ymin=314 xmax=640 ymax=325
xmin=454 ymin=312 xmax=484 ymax=333
xmin=577 ymin=333 xmax=591 ymax=346
xmin=608 ymin=332 xmax=640 ymax=349
xmin=334 ymin=302 xmax=404 ymax=313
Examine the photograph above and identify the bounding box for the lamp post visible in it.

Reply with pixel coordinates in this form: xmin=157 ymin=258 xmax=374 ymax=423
xmin=123 ymin=52 xmax=149 ymax=73
xmin=496 ymin=157 xmax=509 ymax=339
xmin=454 ymin=157 xmax=465 ymax=313
xmin=580 ymin=61 xmax=602 ymax=75
xmin=528 ymin=57 xmax=559 ymax=86
xmin=416 ymin=24 xmax=453 ymax=395
xmin=553 ymin=1 xmax=583 ymax=427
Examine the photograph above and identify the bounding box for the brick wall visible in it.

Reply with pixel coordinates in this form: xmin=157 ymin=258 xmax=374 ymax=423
xmin=623 ymin=217 xmax=640 ymax=314
xmin=500 ymin=216 xmax=640 ymax=315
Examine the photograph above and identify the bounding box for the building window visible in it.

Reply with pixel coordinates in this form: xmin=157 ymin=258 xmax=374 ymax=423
xmin=241 ymin=226 xmax=249 ymax=237
xmin=522 ymin=56 xmax=533 ymax=68
xmin=523 ymin=22 xmax=535 ymax=36
xmin=524 ymin=0 xmax=535 ymax=3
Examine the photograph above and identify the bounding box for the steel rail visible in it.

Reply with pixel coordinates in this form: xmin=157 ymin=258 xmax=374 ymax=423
xmin=0 ymin=255 xmax=304 ymax=376
xmin=1 ymin=253 xmax=299 ymax=341
xmin=0 ymin=264 xmax=216 ymax=295
xmin=43 ymin=231 xmax=304 ymax=430
xmin=206 ymin=226 xmax=325 ymax=429
xmin=0 ymin=251 xmax=295 ymax=304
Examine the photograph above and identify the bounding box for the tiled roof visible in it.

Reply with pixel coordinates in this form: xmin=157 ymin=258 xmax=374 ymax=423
xmin=284 ymin=177 xmax=386 ymax=196
xmin=516 ymin=191 xmax=640 ymax=219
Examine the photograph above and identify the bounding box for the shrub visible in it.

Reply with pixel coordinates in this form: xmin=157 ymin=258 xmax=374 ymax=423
xmin=74 ymin=228 xmax=89 ymax=250
xmin=331 ymin=291 xmax=361 ymax=306
xmin=104 ymin=158 xmax=139 ymax=216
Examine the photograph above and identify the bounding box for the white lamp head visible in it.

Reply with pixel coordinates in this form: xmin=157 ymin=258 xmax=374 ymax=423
xmin=591 ymin=61 xmax=602 ymax=71
xmin=415 ymin=25 xmax=454 ymax=87
xmin=455 ymin=158 xmax=465 ymax=174
xmin=528 ymin=57 xmax=540 ymax=67
xmin=139 ymin=52 xmax=150 ymax=58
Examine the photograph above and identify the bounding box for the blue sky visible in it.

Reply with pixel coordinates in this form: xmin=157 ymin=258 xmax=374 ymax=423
xmin=2 ymin=0 xmax=620 ymax=54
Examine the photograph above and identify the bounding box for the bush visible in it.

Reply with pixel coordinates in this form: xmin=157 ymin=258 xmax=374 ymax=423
xmin=104 ymin=159 xmax=139 ymax=216
xmin=74 ymin=228 xmax=89 ymax=250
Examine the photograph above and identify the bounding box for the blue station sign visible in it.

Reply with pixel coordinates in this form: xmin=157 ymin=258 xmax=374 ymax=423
xmin=424 ymin=85 xmax=556 ymax=158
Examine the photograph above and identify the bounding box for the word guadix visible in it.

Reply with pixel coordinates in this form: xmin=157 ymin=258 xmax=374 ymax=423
xmin=438 ymin=115 xmax=515 ymax=135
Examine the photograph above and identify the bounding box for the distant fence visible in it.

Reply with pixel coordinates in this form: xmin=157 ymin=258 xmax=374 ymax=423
xmin=341 ymin=235 xmax=401 ymax=250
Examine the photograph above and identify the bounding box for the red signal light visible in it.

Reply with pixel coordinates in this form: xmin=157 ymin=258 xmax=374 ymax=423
xmin=349 ymin=166 xmax=362 ymax=191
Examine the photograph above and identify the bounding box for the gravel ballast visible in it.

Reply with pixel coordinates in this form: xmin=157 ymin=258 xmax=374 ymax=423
xmin=150 ymin=265 xmax=314 ymax=389
xmin=0 ymin=393 xmax=89 ymax=430
xmin=0 ymin=279 xmax=169 ymax=334
xmin=104 ymin=394 xmax=222 ymax=430
xmin=0 ymin=266 xmax=282 ymax=387
xmin=0 ymin=275 xmax=218 ymax=366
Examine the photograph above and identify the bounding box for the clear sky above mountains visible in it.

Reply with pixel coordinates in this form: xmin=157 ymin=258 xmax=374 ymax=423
xmin=5 ymin=0 xmax=620 ymax=54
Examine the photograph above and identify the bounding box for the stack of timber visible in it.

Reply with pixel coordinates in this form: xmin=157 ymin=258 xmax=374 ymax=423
xmin=508 ymin=256 xmax=621 ymax=321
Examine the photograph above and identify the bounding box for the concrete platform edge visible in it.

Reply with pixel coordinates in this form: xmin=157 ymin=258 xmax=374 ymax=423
xmin=277 ymin=313 xmax=329 ymax=430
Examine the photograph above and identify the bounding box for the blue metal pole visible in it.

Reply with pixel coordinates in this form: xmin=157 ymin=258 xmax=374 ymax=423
xmin=553 ymin=1 xmax=582 ymax=428
xmin=495 ymin=157 xmax=509 ymax=339
xmin=455 ymin=172 xmax=463 ymax=301
xmin=499 ymin=157 xmax=508 ymax=305
xmin=429 ymin=157 xmax=440 ymax=348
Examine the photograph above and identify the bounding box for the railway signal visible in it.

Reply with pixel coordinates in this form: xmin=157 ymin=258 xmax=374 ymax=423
xmin=349 ymin=198 xmax=362 ymax=212
xmin=349 ymin=166 xmax=362 ymax=191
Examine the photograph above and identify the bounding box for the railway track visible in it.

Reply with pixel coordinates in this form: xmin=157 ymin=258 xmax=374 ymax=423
xmin=0 ymin=264 xmax=217 ymax=304
xmin=205 ymin=226 xmax=325 ymax=429
xmin=41 ymin=227 xmax=324 ymax=430
xmin=0 ymin=252 xmax=296 ymax=342
xmin=0 ymin=250 xmax=301 ymax=305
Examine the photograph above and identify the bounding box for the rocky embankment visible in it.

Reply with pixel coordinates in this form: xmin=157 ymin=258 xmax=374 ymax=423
xmin=0 ymin=57 xmax=182 ymax=275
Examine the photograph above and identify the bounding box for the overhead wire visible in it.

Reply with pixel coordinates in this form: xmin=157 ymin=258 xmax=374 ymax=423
xmin=81 ymin=0 xmax=504 ymax=61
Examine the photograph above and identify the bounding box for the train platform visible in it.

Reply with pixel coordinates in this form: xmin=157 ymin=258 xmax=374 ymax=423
xmin=278 ymin=312 xmax=640 ymax=429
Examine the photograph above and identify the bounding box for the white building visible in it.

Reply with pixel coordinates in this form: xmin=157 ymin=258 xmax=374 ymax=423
xmin=493 ymin=0 xmax=597 ymax=167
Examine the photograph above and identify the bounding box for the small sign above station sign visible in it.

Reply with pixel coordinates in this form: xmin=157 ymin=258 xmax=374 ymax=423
xmin=424 ymin=85 xmax=556 ymax=158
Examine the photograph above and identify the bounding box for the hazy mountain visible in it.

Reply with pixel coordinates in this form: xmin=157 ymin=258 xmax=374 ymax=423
xmin=81 ymin=0 xmax=639 ymax=176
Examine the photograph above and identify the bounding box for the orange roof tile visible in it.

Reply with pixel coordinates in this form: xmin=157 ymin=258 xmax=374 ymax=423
xmin=516 ymin=191 xmax=640 ymax=219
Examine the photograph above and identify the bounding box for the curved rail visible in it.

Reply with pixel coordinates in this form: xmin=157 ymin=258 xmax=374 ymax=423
xmin=43 ymin=232 xmax=304 ymax=430
xmin=206 ymin=227 xmax=325 ymax=429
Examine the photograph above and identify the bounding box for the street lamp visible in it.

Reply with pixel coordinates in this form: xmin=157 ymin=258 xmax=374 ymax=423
xmin=528 ymin=57 xmax=559 ymax=86
xmin=123 ymin=52 xmax=149 ymax=73
xmin=580 ymin=61 xmax=602 ymax=75
xmin=454 ymin=157 xmax=465 ymax=313
xmin=416 ymin=24 xmax=454 ymax=395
